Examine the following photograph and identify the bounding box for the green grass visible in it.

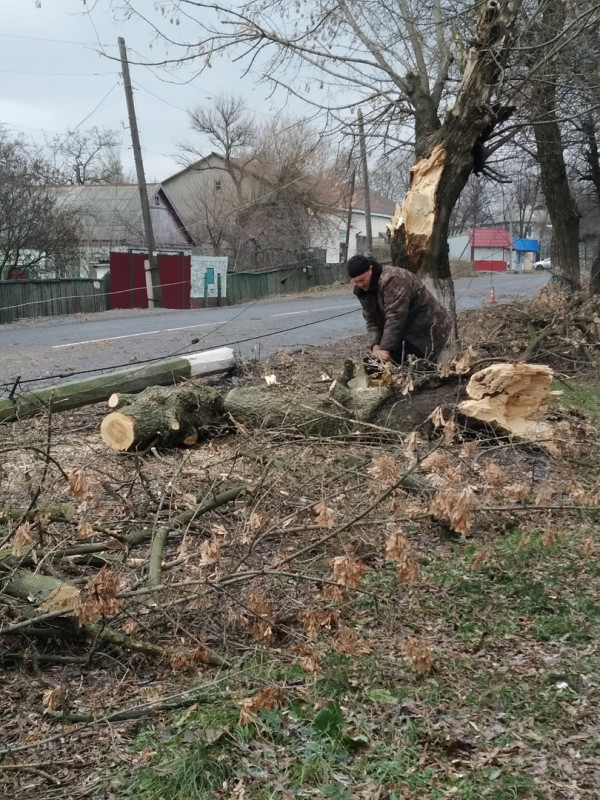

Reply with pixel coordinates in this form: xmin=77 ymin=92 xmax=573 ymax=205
xmin=554 ymin=381 xmax=600 ymax=426
xmin=119 ymin=518 xmax=600 ymax=798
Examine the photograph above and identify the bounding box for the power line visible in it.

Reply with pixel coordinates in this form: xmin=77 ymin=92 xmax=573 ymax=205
xmin=0 ymin=306 xmax=361 ymax=393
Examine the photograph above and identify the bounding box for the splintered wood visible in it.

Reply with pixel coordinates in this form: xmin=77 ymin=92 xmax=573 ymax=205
xmin=388 ymin=144 xmax=446 ymax=265
xmin=458 ymin=362 xmax=554 ymax=444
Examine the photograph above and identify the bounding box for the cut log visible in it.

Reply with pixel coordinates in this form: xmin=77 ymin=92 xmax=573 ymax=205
xmin=0 ymin=347 xmax=235 ymax=425
xmin=99 ymin=359 xmax=463 ymax=451
xmin=101 ymin=384 xmax=224 ymax=451
xmin=458 ymin=362 xmax=554 ymax=443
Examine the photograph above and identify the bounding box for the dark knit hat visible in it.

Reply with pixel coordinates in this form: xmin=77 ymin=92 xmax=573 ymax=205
xmin=346 ymin=254 xmax=372 ymax=277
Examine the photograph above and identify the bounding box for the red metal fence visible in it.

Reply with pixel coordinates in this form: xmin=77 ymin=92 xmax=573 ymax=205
xmin=109 ymin=252 xmax=191 ymax=309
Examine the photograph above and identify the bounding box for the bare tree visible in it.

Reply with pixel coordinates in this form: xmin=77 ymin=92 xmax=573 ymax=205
xmin=179 ymin=94 xmax=257 ymax=203
xmin=173 ymin=97 xmax=344 ymax=269
xmin=0 ymin=129 xmax=81 ymax=278
xmin=47 ymin=127 xmax=125 ymax=185
xmin=116 ymin=0 xmax=600 ymax=306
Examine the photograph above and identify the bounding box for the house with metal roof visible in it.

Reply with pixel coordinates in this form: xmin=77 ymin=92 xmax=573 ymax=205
xmin=448 ymin=227 xmax=513 ymax=271
xmin=162 ymin=153 xmax=396 ymax=266
xmin=51 ymin=183 xmax=195 ymax=276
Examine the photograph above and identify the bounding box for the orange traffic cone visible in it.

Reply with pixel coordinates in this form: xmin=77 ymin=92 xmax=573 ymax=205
xmin=489 ymin=286 xmax=496 ymax=304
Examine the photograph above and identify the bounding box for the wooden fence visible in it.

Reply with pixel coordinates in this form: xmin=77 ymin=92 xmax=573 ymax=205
xmin=226 ymin=262 xmax=348 ymax=305
xmin=0 ymin=277 xmax=109 ymax=325
xmin=0 ymin=263 xmax=348 ymax=324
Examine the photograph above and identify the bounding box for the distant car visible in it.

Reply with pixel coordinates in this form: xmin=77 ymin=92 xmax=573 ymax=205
xmin=534 ymin=258 xmax=551 ymax=270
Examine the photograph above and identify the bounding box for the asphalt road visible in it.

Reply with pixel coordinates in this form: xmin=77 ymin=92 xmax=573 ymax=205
xmin=0 ymin=271 xmax=550 ymax=394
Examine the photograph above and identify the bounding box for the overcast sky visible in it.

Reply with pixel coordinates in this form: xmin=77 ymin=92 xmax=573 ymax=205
xmin=0 ymin=1 xmax=307 ymax=181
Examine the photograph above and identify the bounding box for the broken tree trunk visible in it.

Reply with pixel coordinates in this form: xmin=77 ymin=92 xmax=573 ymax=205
xmin=388 ymin=0 xmax=519 ymax=331
xmin=0 ymin=348 xmax=235 ymax=425
xmin=458 ymin=362 xmax=554 ymax=444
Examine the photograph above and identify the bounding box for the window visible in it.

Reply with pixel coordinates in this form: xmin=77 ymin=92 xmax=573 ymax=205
xmin=154 ymin=195 xmax=160 ymax=205
xmin=214 ymin=180 xmax=221 ymax=191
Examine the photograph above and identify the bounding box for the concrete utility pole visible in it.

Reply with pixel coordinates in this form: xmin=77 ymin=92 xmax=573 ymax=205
xmin=118 ymin=37 xmax=163 ymax=308
xmin=357 ymin=110 xmax=373 ymax=256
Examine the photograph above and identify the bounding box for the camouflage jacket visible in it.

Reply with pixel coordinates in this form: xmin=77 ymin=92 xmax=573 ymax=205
xmin=354 ymin=264 xmax=452 ymax=361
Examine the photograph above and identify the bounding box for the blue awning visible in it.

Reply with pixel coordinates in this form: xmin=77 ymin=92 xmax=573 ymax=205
xmin=513 ymin=238 xmax=540 ymax=252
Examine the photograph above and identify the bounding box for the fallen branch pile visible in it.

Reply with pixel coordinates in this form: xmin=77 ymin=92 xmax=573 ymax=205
xmin=1 ymin=288 xmax=600 ymax=797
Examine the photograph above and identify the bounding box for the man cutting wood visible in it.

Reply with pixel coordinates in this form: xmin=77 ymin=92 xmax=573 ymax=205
xmin=347 ymin=255 xmax=452 ymax=364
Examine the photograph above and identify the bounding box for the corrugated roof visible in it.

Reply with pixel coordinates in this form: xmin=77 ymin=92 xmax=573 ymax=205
xmin=351 ymin=188 xmax=397 ymax=217
xmin=50 ymin=184 xmax=193 ymax=248
xmin=514 ymin=238 xmax=540 ymax=252
xmin=162 ymin=154 xmax=395 ymax=216
xmin=469 ymin=227 xmax=512 ymax=248
xmin=51 ymin=184 xmax=158 ymax=247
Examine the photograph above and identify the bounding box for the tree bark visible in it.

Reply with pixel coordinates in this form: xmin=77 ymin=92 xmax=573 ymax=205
xmin=531 ymin=0 xmax=581 ymax=292
xmin=389 ymin=0 xmax=520 ymax=332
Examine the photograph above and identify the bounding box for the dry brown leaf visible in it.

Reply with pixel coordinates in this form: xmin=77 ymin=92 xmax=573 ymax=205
xmin=121 ymin=619 xmax=140 ymax=636
xmin=76 ymin=566 xmax=121 ymax=626
xmin=11 ymin=522 xmax=33 ymax=554
xmin=332 ymin=626 xmax=372 ymax=657
xmin=404 ymin=432 xmax=420 ymax=466
xmin=297 ymin=608 xmax=339 ymax=638
xmin=330 ymin=553 xmax=367 ymax=589
xmin=504 ymin=482 xmax=530 ymax=502
xmin=367 ymin=456 xmax=399 ymax=490
xmin=321 ymin=584 xmax=349 ymax=604
xmin=200 ymin=536 xmax=221 ymax=565
xmin=314 ymin=500 xmax=336 ymax=528
xmin=248 ymin=511 xmax=270 ymax=532
xmin=396 ymin=556 xmax=420 ymax=583
xmin=480 ymin=461 xmax=508 ymax=488
xmin=401 ymin=636 xmax=434 ymax=674
xmin=38 ymin=584 xmax=79 ymax=615
xmin=420 ymin=451 xmax=452 ymax=472
xmin=429 ymin=406 xmax=447 ymax=429
xmin=238 ymin=685 xmax=284 ymax=725
xmin=42 ymin=687 xmax=63 ymax=713
xmin=247 ymin=592 xmax=272 ymax=618
xmin=77 ymin=519 xmax=94 ymax=539
xmin=212 ymin=523 xmax=229 ymax=537
xmin=541 ymin=529 xmax=557 ymax=547
xmin=250 ymin=619 xmax=274 ymax=643
xmin=582 ymin=537 xmax=595 ymax=557
xmin=430 ymin=485 xmax=476 ymax=538
xmin=534 ymin=482 xmax=558 ymax=505
xmin=460 ymin=442 xmax=478 ymax=459
xmin=442 ymin=419 xmax=457 ymax=444
xmin=470 ymin=546 xmax=494 ymax=572
xmin=452 ymin=345 xmax=478 ymax=374
xmin=396 ymin=372 xmax=415 ymax=397
xmin=385 ymin=531 xmax=410 ymax=561
xmin=291 ymin=642 xmax=322 ymax=674
xmin=438 ymin=361 xmax=452 ymax=379
xmin=67 ymin=469 xmax=89 ymax=503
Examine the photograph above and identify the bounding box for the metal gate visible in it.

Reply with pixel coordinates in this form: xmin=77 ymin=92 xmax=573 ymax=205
xmin=109 ymin=252 xmax=191 ymax=309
